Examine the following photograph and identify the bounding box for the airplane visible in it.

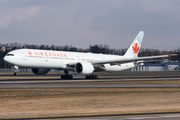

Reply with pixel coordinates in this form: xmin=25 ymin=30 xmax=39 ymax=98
xmin=3 ymin=31 xmax=176 ymax=79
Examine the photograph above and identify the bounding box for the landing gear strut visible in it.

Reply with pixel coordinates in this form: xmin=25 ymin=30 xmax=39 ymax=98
xmin=86 ymin=74 xmax=98 ymax=79
xmin=13 ymin=66 xmax=19 ymax=76
xmin=61 ymin=70 xmax=73 ymax=79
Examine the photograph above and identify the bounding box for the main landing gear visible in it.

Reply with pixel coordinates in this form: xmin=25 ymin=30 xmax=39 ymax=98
xmin=61 ymin=70 xmax=98 ymax=79
xmin=61 ymin=70 xmax=73 ymax=79
xmin=85 ymin=74 xmax=98 ymax=79
xmin=61 ymin=74 xmax=73 ymax=79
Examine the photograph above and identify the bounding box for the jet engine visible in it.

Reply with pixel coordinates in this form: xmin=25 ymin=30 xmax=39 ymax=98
xmin=31 ymin=68 xmax=50 ymax=75
xmin=74 ymin=62 xmax=94 ymax=74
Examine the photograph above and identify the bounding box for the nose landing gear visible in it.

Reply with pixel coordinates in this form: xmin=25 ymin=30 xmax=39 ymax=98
xmin=13 ymin=66 xmax=19 ymax=76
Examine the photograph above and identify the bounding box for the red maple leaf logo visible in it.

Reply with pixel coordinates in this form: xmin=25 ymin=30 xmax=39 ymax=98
xmin=132 ymin=43 xmax=139 ymax=54
xmin=27 ymin=51 xmax=33 ymax=56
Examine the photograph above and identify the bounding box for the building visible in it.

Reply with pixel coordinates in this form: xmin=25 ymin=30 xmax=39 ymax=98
xmin=131 ymin=60 xmax=180 ymax=71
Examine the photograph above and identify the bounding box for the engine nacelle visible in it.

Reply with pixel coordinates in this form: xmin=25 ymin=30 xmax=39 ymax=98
xmin=74 ymin=62 xmax=94 ymax=74
xmin=31 ymin=68 xmax=50 ymax=75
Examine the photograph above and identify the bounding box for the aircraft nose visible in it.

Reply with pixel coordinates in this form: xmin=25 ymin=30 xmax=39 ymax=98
xmin=3 ymin=53 xmax=14 ymax=63
xmin=3 ymin=55 xmax=8 ymax=62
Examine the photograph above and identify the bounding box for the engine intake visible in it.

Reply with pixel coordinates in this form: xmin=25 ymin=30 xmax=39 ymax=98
xmin=31 ymin=68 xmax=50 ymax=75
xmin=74 ymin=62 xmax=94 ymax=74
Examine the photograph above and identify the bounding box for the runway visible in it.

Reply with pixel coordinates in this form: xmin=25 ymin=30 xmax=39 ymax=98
xmin=62 ymin=114 xmax=180 ymax=120
xmin=64 ymin=114 xmax=180 ymax=120
xmin=1 ymin=74 xmax=180 ymax=88
xmin=0 ymin=83 xmax=180 ymax=89
xmin=9 ymin=113 xmax=180 ymax=120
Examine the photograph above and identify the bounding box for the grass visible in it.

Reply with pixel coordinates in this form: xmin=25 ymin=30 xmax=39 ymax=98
xmin=0 ymin=71 xmax=180 ymax=119
xmin=0 ymin=88 xmax=179 ymax=98
xmin=0 ymin=88 xmax=180 ymax=119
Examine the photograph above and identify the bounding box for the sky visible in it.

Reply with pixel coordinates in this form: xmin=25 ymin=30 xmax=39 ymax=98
xmin=0 ymin=0 xmax=180 ymax=51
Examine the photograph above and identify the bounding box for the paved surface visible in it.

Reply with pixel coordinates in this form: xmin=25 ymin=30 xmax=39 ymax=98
xmin=59 ymin=114 xmax=180 ymax=120
xmin=1 ymin=76 xmax=180 ymax=84
xmin=9 ymin=113 xmax=180 ymax=120
xmin=1 ymin=74 xmax=180 ymax=84
xmin=0 ymin=75 xmax=180 ymax=89
xmin=0 ymin=83 xmax=180 ymax=89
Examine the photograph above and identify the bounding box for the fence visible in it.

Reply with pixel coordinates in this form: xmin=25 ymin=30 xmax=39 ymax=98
xmin=0 ymin=68 xmax=62 ymax=73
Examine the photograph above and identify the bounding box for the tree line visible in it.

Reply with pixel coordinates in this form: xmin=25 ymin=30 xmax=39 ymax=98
xmin=0 ymin=42 xmax=179 ymax=68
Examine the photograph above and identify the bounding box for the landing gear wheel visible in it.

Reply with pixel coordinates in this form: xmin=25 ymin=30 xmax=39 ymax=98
xmin=85 ymin=74 xmax=98 ymax=79
xmin=14 ymin=72 xmax=18 ymax=76
xmin=61 ymin=75 xmax=64 ymax=79
xmin=61 ymin=74 xmax=73 ymax=79
xmin=94 ymin=75 xmax=97 ymax=79
xmin=69 ymin=75 xmax=73 ymax=79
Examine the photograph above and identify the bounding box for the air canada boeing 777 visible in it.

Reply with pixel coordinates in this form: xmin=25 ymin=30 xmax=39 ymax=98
xmin=3 ymin=31 xmax=175 ymax=79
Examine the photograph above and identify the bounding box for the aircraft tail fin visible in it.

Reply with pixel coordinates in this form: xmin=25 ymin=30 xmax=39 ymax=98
xmin=124 ymin=31 xmax=145 ymax=58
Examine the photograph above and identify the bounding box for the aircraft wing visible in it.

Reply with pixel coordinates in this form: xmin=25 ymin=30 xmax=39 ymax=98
xmin=91 ymin=54 xmax=177 ymax=65
xmin=67 ymin=54 xmax=176 ymax=66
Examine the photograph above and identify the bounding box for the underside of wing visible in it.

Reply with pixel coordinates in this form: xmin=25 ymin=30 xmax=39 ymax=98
xmin=66 ymin=54 xmax=176 ymax=72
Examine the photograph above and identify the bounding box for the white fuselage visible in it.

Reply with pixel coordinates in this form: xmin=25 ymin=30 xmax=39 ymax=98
xmin=4 ymin=49 xmax=135 ymax=72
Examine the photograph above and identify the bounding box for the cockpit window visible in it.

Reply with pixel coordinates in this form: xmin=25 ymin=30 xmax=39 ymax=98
xmin=6 ymin=54 xmax=14 ymax=56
